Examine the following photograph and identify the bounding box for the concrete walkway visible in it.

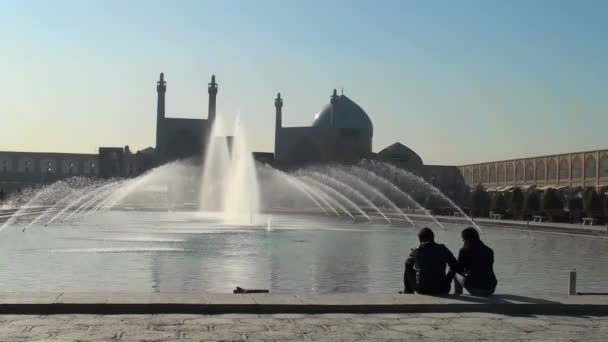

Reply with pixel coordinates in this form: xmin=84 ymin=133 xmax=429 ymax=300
xmin=1 ymin=293 xmax=607 ymax=315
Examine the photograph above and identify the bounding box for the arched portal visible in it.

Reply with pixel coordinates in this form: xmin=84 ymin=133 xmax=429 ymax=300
xmin=536 ymin=159 xmax=545 ymax=180
xmin=166 ymin=129 xmax=202 ymax=161
xmin=559 ymin=158 xmax=569 ymax=180
xmin=585 ymin=155 xmax=597 ymax=179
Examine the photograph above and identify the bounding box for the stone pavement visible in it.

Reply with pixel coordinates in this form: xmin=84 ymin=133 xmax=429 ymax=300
xmin=0 ymin=312 xmax=605 ymax=341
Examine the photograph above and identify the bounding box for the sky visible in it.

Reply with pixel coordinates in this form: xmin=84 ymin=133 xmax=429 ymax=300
xmin=1 ymin=0 xmax=607 ymax=165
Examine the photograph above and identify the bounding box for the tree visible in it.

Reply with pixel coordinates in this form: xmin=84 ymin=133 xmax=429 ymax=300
xmin=510 ymin=187 xmax=524 ymax=219
xmin=583 ymin=189 xmax=603 ymax=218
xmin=523 ymin=191 xmax=541 ymax=217
xmin=490 ymin=192 xmax=508 ymax=214
xmin=470 ymin=184 xmax=490 ymax=217
xmin=425 ymin=194 xmax=444 ymax=215
xmin=568 ymin=196 xmax=583 ymax=212
xmin=603 ymin=192 xmax=608 ymax=218
xmin=567 ymin=196 xmax=583 ymax=223
xmin=541 ymin=188 xmax=563 ymax=221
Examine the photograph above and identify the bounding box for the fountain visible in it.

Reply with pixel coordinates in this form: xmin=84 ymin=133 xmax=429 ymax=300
xmin=0 ymin=156 xmax=477 ymax=231
xmin=199 ymin=118 xmax=231 ymax=213
xmin=0 ymin=109 xmax=505 ymax=294
xmin=199 ymin=116 xmax=261 ymax=225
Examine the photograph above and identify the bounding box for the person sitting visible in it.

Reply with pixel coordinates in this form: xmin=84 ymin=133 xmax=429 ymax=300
xmin=402 ymin=227 xmax=457 ymax=295
xmin=454 ymin=227 xmax=497 ymax=296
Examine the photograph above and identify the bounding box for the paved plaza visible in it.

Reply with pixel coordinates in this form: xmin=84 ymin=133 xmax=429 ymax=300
xmin=0 ymin=313 xmax=605 ymax=341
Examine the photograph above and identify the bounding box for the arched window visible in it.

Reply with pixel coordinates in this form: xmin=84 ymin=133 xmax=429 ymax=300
xmin=536 ymin=160 xmax=546 ymax=180
xmin=498 ymin=164 xmax=505 ymax=182
xmin=481 ymin=166 xmax=488 ymax=183
xmin=585 ymin=155 xmax=597 ymax=179
xmin=506 ymin=164 xmax=514 ymax=182
xmin=547 ymin=159 xmax=557 ymax=180
xmin=473 ymin=167 xmax=480 ymax=184
xmin=600 ymin=154 xmax=608 ymax=178
xmin=515 ymin=161 xmax=524 ymax=181
xmin=526 ymin=160 xmax=535 ymax=181
xmin=559 ymin=158 xmax=569 ymax=179
xmin=572 ymin=156 xmax=582 ymax=179
xmin=489 ymin=164 xmax=497 ymax=183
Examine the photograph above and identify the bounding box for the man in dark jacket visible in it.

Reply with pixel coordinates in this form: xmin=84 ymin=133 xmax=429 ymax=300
xmin=403 ymin=227 xmax=457 ymax=294
xmin=454 ymin=227 xmax=497 ymax=296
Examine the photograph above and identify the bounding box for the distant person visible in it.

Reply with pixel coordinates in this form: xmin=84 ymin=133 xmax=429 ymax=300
xmin=454 ymin=227 xmax=497 ymax=296
xmin=402 ymin=227 xmax=457 ymax=295
xmin=15 ymin=188 xmax=23 ymax=206
xmin=0 ymin=188 xmax=5 ymax=204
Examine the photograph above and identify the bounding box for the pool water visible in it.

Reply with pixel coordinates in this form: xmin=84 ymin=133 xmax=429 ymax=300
xmin=1 ymin=211 xmax=606 ymax=295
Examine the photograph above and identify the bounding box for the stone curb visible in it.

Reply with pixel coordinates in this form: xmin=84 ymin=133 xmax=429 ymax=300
xmin=409 ymin=215 xmax=608 ymax=237
xmin=2 ymin=303 xmax=607 ymax=315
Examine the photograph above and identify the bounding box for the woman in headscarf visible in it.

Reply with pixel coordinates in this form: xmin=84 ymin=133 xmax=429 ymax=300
xmin=454 ymin=227 xmax=497 ymax=296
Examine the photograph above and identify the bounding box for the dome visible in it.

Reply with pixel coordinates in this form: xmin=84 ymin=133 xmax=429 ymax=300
xmin=312 ymin=93 xmax=373 ymax=137
xmin=377 ymin=142 xmax=424 ymax=166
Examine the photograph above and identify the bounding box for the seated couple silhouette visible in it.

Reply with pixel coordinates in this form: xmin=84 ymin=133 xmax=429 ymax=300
xmin=402 ymin=227 xmax=497 ymax=296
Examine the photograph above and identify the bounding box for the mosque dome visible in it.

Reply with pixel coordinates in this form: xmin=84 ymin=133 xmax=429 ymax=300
xmin=312 ymin=91 xmax=373 ymax=137
xmin=377 ymin=142 xmax=424 ymax=166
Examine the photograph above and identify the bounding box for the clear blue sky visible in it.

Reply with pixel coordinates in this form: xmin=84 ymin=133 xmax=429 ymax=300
xmin=1 ymin=0 xmax=606 ymax=165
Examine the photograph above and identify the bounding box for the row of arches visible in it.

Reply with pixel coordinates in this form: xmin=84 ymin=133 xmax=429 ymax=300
xmin=0 ymin=158 xmax=98 ymax=175
xmin=464 ymin=153 xmax=608 ymax=185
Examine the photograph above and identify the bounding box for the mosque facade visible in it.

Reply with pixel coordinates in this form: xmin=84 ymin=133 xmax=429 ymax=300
xmin=154 ymin=73 xmax=217 ymax=163
xmin=1 ymin=73 xmax=468 ymax=205
xmin=270 ymin=85 xmax=467 ymax=203
xmin=273 ymin=90 xmax=374 ymax=165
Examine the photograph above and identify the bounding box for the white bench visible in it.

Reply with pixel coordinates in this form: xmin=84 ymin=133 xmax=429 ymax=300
xmin=491 ymin=213 xmax=503 ymax=220
xmin=532 ymin=215 xmax=544 ymax=223
xmin=582 ymin=217 xmax=595 ymax=226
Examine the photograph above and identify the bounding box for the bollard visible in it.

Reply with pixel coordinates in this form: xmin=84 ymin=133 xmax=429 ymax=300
xmin=569 ymin=269 xmax=577 ymax=295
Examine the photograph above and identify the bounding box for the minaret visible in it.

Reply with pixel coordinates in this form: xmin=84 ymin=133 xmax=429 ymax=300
xmin=208 ymin=74 xmax=218 ymax=125
xmin=156 ymin=72 xmax=166 ymax=151
xmin=274 ymin=92 xmax=283 ymax=156
xmin=330 ymin=88 xmax=338 ymax=128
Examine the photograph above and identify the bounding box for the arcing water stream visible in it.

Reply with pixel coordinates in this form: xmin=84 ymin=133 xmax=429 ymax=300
xmin=1 ymin=119 xmax=479 ymax=234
